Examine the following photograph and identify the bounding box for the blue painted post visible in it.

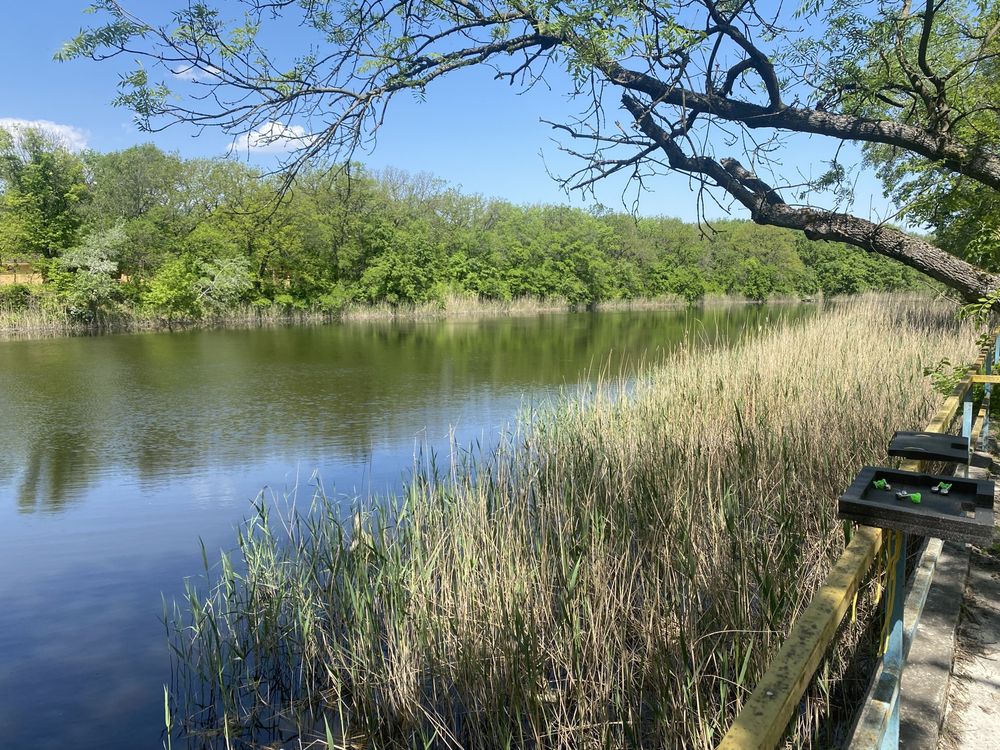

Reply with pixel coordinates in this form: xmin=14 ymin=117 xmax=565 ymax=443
xmin=963 ymin=390 xmax=974 ymax=438
xmin=963 ymin=390 xmax=974 ymax=475
xmin=880 ymin=530 xmax=907 ymax=750
xmin=985 ymin=335 xmax=1000 ymax=449
xmin=982 ymin=339 xmax=994 ymax=451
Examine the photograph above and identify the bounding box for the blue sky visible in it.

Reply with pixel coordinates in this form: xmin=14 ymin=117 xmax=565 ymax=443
xmin=1 ymin=1 xmax=897 ymax=223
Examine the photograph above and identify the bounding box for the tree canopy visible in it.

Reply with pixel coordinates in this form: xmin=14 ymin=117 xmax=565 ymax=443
xmin=0 ymin=134 xmax=928 ymax=322
xmin=60 ymin=0 xmax=1000 ymax=300
xmin=0 ymin=127 xmax=87 ymax=259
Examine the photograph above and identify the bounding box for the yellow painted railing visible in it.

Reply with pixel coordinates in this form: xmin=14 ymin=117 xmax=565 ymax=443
xmin=716 ymin=339 xmax=994 ymax=749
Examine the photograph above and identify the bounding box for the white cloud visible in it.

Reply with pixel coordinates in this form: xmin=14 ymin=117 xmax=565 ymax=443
xmin=234 ymin=121 xmax=314 ymax=153
xmin=0 ymin=118 xmax=89 ymax=151
xmin=171 ymin=64 xmax=220 ymax=82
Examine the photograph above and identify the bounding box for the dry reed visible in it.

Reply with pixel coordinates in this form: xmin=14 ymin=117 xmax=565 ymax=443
xmin=0 ymin=292 xmax=780 ymax=339
xmin=166 ymin=294 xmax=975 ymax=749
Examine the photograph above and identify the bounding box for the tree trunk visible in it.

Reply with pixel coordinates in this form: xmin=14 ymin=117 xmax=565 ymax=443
xmin=620 ymin=94 xmax=1000 ymax=302
xmin=759 ymin=203 xmax=1000 ymax=302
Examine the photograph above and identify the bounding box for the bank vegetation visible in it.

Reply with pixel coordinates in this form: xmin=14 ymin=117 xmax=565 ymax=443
xmin=0 ymin=130 xmax=932 ymax=338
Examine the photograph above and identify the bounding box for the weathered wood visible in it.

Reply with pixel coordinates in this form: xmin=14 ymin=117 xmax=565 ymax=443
xmin=716 ymin=526 xmax=884 ymax=750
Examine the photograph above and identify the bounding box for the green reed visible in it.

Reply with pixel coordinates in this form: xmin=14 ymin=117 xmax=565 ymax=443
xmin=165 ymin=294 xmax=975 ymax=749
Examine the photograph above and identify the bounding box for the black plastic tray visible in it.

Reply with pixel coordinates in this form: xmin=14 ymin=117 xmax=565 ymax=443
xmin=838 ymin=466 xmax=995 ymax=545
xmin=887 ymin=431 xmax=969 ymax=464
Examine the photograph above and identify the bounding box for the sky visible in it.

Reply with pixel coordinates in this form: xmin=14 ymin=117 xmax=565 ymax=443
xmin=0 ymin=0 xmax=899 ymax=223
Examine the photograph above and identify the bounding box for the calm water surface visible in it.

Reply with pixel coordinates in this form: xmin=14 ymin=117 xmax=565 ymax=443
xmin=0 ymin=306 xmax=809 ymax=749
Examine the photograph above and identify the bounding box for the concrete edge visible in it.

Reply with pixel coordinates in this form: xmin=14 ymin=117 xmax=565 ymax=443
xmin=898 ymin=450 xmax=990 ymax=750
xmin=898 ymin=539 xmax=971 ymax=749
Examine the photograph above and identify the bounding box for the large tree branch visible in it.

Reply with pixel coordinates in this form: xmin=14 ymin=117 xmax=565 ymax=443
xmin=603 ymin=61 xmax=1000 ymax=191
xmin=66 ymin=0 xmax=1000 ymax=301
xmin=75 ymin=2 xmax=1000 ymax=193
xmin=702 ymin=0 xmax=783 ymax=109
xmin=622 ymin=93 xmax=1000 ymax=301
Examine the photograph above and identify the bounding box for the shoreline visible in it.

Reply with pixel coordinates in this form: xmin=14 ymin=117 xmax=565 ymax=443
xmin=0 ymin=292 xmax=810 ymax=342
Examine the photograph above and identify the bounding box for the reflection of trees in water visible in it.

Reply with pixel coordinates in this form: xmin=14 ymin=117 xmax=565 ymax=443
xmin=1 ymin=338 xmax=113 ymax=513
xmin=1 ymin=305 xmax=812 ymax=513
xmin=16 ymin=428 xmax=98 ymax=513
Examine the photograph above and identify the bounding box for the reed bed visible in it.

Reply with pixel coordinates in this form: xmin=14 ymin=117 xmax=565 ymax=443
xmin=0 ymin=300 xmax=337 ymax=338
xmin=166 ymin=295 xmax=975 ymax=749
xmin=0 ymin=295 xmax=569 ymax=339
xmin=0 ymin=301 xmax=81 ymax=336
xmin=592 ymin=293 xmax=804 ymax=310
xmin=0 ymin=292 xmax=740 ymax=339
xmin=340 ymin=293 xmax=574 ymax=321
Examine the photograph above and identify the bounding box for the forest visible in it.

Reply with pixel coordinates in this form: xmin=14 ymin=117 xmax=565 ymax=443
xmin=0 ymin=128 xmax=930 ymax=324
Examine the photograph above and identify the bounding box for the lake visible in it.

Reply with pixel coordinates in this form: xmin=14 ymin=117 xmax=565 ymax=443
xmin=0 ymin=305 xmax=809 ymax=749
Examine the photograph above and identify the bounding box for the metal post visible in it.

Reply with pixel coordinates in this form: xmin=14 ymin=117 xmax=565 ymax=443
xmin=963 ymin=390 xmax=974 ymax=476
xmin=980 ymin=339 xmax=994 ymax=451
xmin=985 ymin=335 xmax=1000 ymax=450
xmin=880 ymin=530 xmax=907 ymax=750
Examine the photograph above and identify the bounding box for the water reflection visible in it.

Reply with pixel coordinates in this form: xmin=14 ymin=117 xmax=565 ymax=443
xmin=0 ymin=305 xmax=813 ymax=750
xmin=0 ymin=306 xmax=810 ymax=514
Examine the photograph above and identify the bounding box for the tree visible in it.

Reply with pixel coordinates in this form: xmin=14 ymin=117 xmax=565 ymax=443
xmin=0 ymin=126 xmax=87 ymax=259
xmin=356 ymin=220 xmax=446 ymax=305
xmin=848 ymin=6 xmax=1000 ymax=271
xmin=142 ymin=254 xmax=203 ymax=321
xmin=61 ymin=0 xmax=1000 ymax=300
xmin=197 ymin=256 xmax=254 ymax=311
xmin=83 ymin=143 xmax=184 ymax=224
xmin=705 ymin=221 xmax=806 ymax=296
xmin=652 ymin=265 xmax=708 ymax=303
xmin=82 ymin=143 xmax=188 ymax=274
xmin=51 ymin=224 xmax=127 ymax=320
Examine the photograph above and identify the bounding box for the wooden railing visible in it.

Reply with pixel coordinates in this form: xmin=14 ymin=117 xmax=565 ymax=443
xmin=716 ymin=335 xmax=997 ymax=750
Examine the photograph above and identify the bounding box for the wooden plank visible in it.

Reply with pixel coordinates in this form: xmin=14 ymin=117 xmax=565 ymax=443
xmin=969 ymin=374 xmax=1000 ymax=384
xmin=716 ymin=526 xmax=884 ymax=750
xmin=714 ymin=339 xmax=993 ymax=749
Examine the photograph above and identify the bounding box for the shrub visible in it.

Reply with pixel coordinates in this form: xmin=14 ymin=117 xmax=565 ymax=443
xmin=0 ymin=283 xmax=32 ymax=311
xmin=142 ymin=255 xmax=202 ymax=321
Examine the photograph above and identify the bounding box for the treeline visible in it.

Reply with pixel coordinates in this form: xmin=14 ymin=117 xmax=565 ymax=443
xmin=0 ymin=128 xmax=929 ymax=321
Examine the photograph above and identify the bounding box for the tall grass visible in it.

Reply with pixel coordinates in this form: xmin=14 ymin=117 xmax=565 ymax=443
xmin=166 ymin=295 xmax=975 ymax=749
xmin=0 ymin=292 xmax=698 ymax=339
xmin=0 ymin=296 xmax=568 ymax=337
xmin=340 ymin=293 xmax=575 ymax=321
xmin=0 ymin=299 xmax=339 ymax=338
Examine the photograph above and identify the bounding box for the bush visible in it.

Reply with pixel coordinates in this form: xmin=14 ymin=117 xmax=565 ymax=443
xmin=273 ymin=293 xmax=308 ymax=310
xmin=654 ymin=266 xmax=707 ymax=304
xmin=316 ymin=283 xmax=355 ymax=314
xmin=142 ymin=255 xmax=202 ymax=321
xmin=0 ymin=283 xmax=32 ymax=311
xmin=199 ymin=256 xmax=254 ymax=312
xmin=52 ymin=225 xmax=128 ymax=321
xmin=357 ymin=240 xmax=445 ymax=305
